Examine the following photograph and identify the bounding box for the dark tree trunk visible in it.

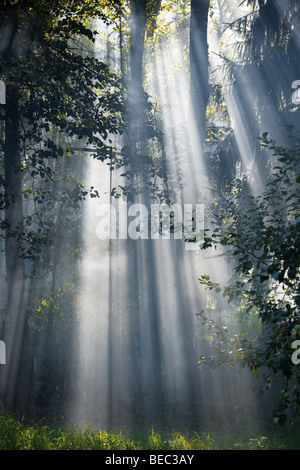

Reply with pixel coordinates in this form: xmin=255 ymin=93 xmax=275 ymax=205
xmin=4 ymin=85 xmax=25 ymax=308
xmin=127 ymin=0 xmax=147 ymax=170
xmin=123 ymin=1 xmax=164 ymax=422
xmin=190 ymin=0 xmax=210 ymax=144
xmin=129 ymin=0 xmax=147 ymax=93
xmin=1 ymin=5 xmax=27 ymax=408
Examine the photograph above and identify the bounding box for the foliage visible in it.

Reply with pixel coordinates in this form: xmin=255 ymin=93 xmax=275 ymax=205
xmin=198 ymin=129 xmax=300 ymax=424
xmin=220 ymin=0 xmax=300 ymax=122
xmin=0 ymin=0 xmax=125 ymax=260
xmin=27 ymin=282 xmax=79 ymax=333
xmin=1 ymin=409 xmax=300 ymax=449
xmin=0 ymin=0 xmax=170 ymax=242
xmin=0 ymin=412 xmax=137 ymax=450
xmin=0 ymin=411 xmax=217 ymax=450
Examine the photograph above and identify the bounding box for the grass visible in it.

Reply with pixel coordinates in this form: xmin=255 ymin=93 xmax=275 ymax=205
xmin=0 ymin=411 xmax=299 ymax=450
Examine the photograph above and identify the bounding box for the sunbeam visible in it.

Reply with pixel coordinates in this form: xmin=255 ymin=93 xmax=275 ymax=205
xmin=0 ymin=0 xmax=299 ymax=447
xmin=68 ymin=8 xmax=262 ymax=429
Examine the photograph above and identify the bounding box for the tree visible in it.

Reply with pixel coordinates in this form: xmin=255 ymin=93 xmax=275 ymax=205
xmin=189 ymin=0 xmax=210 ymax=143
xmin=222 ymin=0 xmax=300 ymax=143
xmin=1 ymin=2 xmax=26 ymax=404
xmin=198 ymin=129 xmax=300 ymax=424
xmin=0 ymin=0 xmax=124 ymax=407
xmin=125 ymin=0 xmax=163 ymax=181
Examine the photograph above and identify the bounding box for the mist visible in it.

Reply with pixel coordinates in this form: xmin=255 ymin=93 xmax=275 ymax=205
xmin=0 ymin=0 xmax=299 ymax=442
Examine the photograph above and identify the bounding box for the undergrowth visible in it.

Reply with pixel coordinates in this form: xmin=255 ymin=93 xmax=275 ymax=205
xmin=0 ymin=411 xmax=299 ymax=450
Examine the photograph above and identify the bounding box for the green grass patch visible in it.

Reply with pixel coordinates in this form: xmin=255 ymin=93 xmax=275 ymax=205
xmin=0 ymin=412 xmax=299 ymax=450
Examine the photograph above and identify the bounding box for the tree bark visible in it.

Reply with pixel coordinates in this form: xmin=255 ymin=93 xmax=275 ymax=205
xmin=190 ymin=0 xmax=210 ymax=144
xmin=129 ymin=0 xmax=147 ymax=92
xmin=127 ymin=0 xmax=147 ymax=171
xmin=1 ymin=5 xmax=27 ymax=408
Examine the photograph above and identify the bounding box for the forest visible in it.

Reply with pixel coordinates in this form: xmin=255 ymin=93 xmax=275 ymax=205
xmin=0 ymin=0 xmax=299 ymax=451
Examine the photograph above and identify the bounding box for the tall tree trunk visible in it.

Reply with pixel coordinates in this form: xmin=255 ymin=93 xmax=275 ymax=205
xmin=124 ymin=1 xmax=164 ymax=422
xmin=127 ymin=0 xmax=147 ymax=171
xmin=1 ymin=5 xmax=27 ymax=408
xmin=123 ymin=0 xmax=148 ymax=421
xmin=129 ymin=0 xmax=147 ymax=93
xmin=190 ymin=0 xmax=210 ymax=144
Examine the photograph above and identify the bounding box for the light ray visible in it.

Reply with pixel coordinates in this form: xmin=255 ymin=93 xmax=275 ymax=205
xmin=71 ymin=7 xmax=263 ymax=428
